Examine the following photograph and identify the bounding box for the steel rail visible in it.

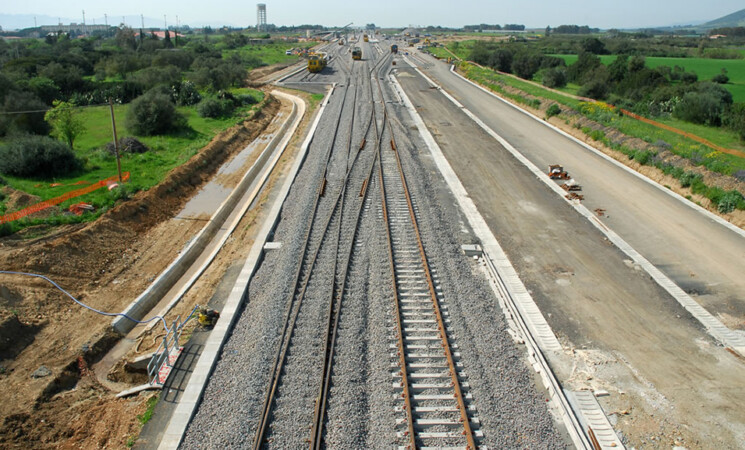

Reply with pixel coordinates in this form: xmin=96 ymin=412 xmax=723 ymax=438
xmin=252 ymin=79 xmax=353 ymax=450
xmin=308 ymin=52 xmax=391 ymax=449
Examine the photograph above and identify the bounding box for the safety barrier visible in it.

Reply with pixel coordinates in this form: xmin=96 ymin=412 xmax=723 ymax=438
xmin=0 ymin=172 xmax=130 ymax=224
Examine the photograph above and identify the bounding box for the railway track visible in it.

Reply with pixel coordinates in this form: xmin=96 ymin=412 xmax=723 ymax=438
xmin=252 ymin=46 xmax=388 ymax=449
xmin=257 ymin=39 xmax=482 ymax=448
xmin=372 ymin=56 xmax=482 ymax=449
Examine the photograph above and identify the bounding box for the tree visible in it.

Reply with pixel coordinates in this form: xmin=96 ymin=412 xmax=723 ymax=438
xmin=541 ymin=67 xmax=567 ymax=88
xmin=44 ymin=100 xmax=85 ymax=149
xmin=164 ymin=30 xmax=174 ymax=49
xmin=580 ymin=37 xmax=607 ymax=54
xmin=488 ymin=48 xmax=513 ymax=72
xmin=0 ymin=91 xmax=50 ymax=137
xmin=115 ymin=26 xmax=137 ymax=51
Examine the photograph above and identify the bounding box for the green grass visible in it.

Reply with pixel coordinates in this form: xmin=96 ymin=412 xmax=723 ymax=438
xmin=137 ymin=394 xmax=159 ymax=425
xmin=1 ymin=89 xmax=265 ymax=233
xmin=552 ymin=54 xmax=745 ymax=102
xmin=426 ymin=46 xmax=453 ymax=60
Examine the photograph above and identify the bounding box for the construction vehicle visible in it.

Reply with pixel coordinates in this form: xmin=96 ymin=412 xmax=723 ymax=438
xmin=198 ymin=308 xmax=220 ymax=328
xmin=307 ymin=53 xmax=327 ymax=73
xmin=391 ymin=44 xmax=398 ymax=54
xmin=352 ymin=46 xmax=362 ymax=60
xmin=548 ymin=164 xmax=569 ymax=180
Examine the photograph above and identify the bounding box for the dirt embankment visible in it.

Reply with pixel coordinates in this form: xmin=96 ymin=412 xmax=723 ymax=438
xmin=493 ymin=82 xmax=745 ymax=229
xmin=0 ymin=96 xmax=279 ymax=448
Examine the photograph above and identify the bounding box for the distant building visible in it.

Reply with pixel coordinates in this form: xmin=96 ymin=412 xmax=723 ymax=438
xmin=40 ymin=23 xmax=112 ymax=34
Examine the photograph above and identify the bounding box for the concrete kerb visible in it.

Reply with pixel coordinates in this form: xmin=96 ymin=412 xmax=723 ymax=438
xmin=389 ymin=69 xmax=593 ymax=450
xmin=445 ymin=64 xmax=745 ymax=355
xmin=112 ymin=93 xmax=296 ymax=335
xmin=157 ymin=84 xmax=336 ymax=449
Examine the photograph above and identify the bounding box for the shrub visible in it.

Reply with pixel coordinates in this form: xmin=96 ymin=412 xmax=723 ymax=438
xmin=0 ymin=135 xmax=82 ymax=178
xmin=712 ymin=73 xmax=729 ymax=84
xmin=679 ymin=171 xmax=702 ymax=188
xmin=126 ymin=92 xmax=186 ymax=136
xmin=724 ymin=103 xmax=745 ymax=141
xmin=673 ymin=91 xmax=724 ymax=126
xmin=718 ymin=190 xmax=744 ymax=214
xmin=197 ymin=97 xmax=235 ymax=118
xmin=546 ymin=104 xmax=561 ymax=118
xmin=171 ymin=80 xmax=201 ymax=106
xmin=631 ymin=149 xmax=654 ymax=165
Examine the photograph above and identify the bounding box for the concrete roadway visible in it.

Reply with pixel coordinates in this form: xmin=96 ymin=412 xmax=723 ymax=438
xmin=394 ymin=53 xmax=745 ymax=446
xmin=412 ymin=51 xmax=745 ymax=327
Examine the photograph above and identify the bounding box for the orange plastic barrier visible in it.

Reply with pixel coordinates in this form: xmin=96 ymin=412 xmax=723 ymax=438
xmin=620 ymin=109 xmax=745 ymax=159
xmin=0 ymin=172 xmax=130 ymax=224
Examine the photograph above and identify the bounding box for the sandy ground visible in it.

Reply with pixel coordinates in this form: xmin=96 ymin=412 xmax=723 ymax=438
xmin=396 ymin=64 xmax=745 ymax=448
xmin=0 ymin=86 xmax=317 ymax=448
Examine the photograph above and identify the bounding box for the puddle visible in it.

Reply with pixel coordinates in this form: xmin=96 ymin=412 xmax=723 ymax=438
xmin=178 ymin=183 xmax=233 ymax=218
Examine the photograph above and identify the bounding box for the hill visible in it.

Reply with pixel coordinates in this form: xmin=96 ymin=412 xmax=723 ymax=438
xmin=700 ymin=8 xmax=745 ymax=29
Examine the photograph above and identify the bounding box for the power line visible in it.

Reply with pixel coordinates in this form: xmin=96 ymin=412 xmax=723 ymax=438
xmin=0 ymin=101 xmax=113 ymax=116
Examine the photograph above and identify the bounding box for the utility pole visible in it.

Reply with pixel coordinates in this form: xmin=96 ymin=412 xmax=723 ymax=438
xmin=108 ymin=99 xmax=123 ymax=183
xmin=104 ymin=13 xmax=108 ymax=26
xmin=164 ymin=15 xmax=167 ymax=31
xmin=141 ymin=14 xmax=144 ymax=30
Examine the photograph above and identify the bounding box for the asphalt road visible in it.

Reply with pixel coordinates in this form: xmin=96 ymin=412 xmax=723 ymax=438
xmin=394 ymin=52 xmax=745 ymax=447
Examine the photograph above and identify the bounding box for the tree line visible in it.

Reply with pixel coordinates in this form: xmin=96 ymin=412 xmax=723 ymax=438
xmin=468 ymin=37 xmax=745 ymax=140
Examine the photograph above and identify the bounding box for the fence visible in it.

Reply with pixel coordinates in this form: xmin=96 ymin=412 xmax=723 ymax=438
xmin=0 ymin=172 xmax=130 ymax=224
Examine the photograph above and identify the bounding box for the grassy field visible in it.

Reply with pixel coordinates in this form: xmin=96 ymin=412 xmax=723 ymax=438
xmin=226 ymin=41 xmax=318 ymax=66
xmin=553 ymin=54 xmax=745 ymax=102
xmin=1 ymin=88 xmax=265 ymax=223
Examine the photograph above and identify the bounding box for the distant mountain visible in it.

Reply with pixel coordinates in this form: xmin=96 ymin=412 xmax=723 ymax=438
xmin=700 ymin=8 xmax=745 ymax=29
xmin=0 ymin=14 xmax=72 ymax=31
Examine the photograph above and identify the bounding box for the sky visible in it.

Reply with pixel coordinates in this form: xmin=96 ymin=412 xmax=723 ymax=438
xmin=1 ymin=0 xmax=742 ymax=30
